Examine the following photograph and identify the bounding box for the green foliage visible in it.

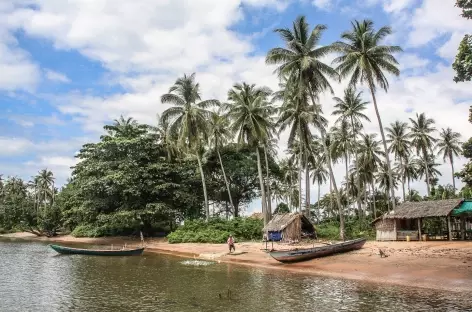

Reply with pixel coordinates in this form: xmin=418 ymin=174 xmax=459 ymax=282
xmin=167 ymin=217 xmax=263 ymax=243
xmin=453 ymin=35 xmax=472 ymax=83
xmin=456 ymin=0 xmax=472 ymax=19
xmin=274 ymin=202 xmax=289 ymax=214
xmin=316 ymin=218 xmax=375 ymax=240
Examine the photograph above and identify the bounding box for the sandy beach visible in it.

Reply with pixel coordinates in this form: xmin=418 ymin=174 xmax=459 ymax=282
xmin=3 ymin=232 xmax=472 ymax=293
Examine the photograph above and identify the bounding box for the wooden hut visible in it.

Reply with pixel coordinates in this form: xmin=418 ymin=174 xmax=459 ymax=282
xmin=372 ymin=199 xmax=469 ymax=241
xmin=263 ymin=213 xmax=316 ymax=243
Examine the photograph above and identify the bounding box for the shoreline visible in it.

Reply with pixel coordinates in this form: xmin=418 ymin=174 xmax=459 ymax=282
xmin=2 ymin=232 xmax=472 ymax=293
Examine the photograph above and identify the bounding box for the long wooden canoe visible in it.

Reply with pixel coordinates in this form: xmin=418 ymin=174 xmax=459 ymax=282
xmin=49 ymin=244 xmax=145 ymax=256
xmin=269 ymin=238 xmax=366 ymax=263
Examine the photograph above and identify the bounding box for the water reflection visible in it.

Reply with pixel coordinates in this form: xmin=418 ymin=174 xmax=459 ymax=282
xmin=1 ymin=240 xmax=471 ymax=312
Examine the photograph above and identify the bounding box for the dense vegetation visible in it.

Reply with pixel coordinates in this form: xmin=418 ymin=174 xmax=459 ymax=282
xmin=0 ymin=14 xmax=469 ymax=241
xmin=453 ymin=0 xmax=472 ymax=82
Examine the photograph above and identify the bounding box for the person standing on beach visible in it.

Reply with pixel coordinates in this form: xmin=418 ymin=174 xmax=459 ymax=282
xmin=227 ymin=235 xmax=235 ymax=253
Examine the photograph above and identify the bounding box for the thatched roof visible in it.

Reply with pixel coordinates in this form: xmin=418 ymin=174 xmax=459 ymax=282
xmin=249 ymin=212 xmax=264 ymax=220
xmin=373 ymin=199 xmax=464 ymax=222
xmin=263 ymin=213 xmax=312 ymax=232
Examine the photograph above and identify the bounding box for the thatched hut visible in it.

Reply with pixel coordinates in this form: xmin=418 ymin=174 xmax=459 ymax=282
xmin=263 ymin=213 xmax=316 ymax=243
xmin=372 ymin=199 xmax=471 ymax=241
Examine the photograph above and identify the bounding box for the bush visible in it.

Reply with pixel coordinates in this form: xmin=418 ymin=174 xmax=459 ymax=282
xmin=316 ymin=218 xmax=375 ymax=241
xmin=167 ymin=217 xmax=263 ymax=244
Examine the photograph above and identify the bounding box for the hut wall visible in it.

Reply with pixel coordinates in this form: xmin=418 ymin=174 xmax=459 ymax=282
xmin=281 ymin=217 xmax=301 ymax=242
xmin=375 ymin=219 xmax=396 ymax=241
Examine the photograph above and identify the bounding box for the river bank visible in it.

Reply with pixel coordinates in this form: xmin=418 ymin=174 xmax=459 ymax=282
xmin=2 ymin=232 xmax=472 ymax=293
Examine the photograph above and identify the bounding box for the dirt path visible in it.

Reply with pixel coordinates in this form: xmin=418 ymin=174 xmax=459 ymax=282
xmin=3 ymin=232 xmax=472 ymax=292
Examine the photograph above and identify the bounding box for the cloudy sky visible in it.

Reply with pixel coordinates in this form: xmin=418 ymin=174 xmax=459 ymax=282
xmin=0 ymin=0 xmax=470 ymax=214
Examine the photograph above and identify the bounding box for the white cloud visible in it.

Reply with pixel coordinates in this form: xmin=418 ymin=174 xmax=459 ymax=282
xmin=0 ymin=137 xmax=33 ymax=155
xmin=397 ymin=53 xmax=430 ymax=71
xmin=381 ymin=0 xmax=416 ymax=13
xmin=44 ymin=69 xmax=70 ymax=83
xmin=312 ymin=0 xmax=332 ymax=10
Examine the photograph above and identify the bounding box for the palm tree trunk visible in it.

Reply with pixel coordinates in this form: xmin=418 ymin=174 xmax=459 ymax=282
xmin=422 ymin=148 xmax=431 ymax=196
xmin=263 ymin=147 xmax=272 ymax=221
xmin=400 ymin=157 xmax=406 ymax=202
xmin=371 ymin=182 xmax=377 ymax=218
xmin=298 ymin=157 xmax=302 ymax=213
xmin=196 ymin=154 xmax=209 ymax=221
xmin=407 ymin=176 xmax=411 ymax=198
xmin=351 ymin=116 xmax=362 ymax=220
xmin=317 ymin=181 xmax=321 ymax=218
xmin=289 ymin=175 xmax=293 ymax=212
xmin=256 ymin=147 xmax=268 ymax=225
xmin=217 ymin=147 xmax=235 ymax=213
xmin=305 ymin=153 xmax=310 ymax=218
xmin=309 ymin=91 xmax=344 ymax=240
xmin=368 ymin=82 xmax=396 ymax=211
xmin=344 ymin=152 xmax=349 ymax=211
xmin=450 ymin=154 xmax=456 ymax=192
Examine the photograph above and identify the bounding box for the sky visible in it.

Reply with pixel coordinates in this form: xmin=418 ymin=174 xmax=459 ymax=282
xmin=0 ymin=0 xmax=471 ymax=215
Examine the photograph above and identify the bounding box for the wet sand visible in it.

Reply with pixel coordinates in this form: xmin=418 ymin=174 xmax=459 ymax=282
xmin=3 ymin=232 xmax=472 ymax=292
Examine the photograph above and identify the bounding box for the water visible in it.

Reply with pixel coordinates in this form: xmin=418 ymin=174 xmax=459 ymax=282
xmin=1 ymin=239 xmax=471 ymax=312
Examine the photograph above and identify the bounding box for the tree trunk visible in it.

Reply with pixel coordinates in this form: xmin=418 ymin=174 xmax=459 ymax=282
xmin=309 ymin=91 xmax=344 ymax=240
xmin=289 ymin=175 xmax=293 ymax=212
xmin=305 ymin=153 xmax=310 ymax=218
xmin=344 ymin=153 xmax=349 ymax=213
xmin=350 ymin=116 xmax=363 ymax=220
xmin=217 ymin=147 xmax=235 ymax=212
xmin=407 ymin=176 xmax=411 ymax=197
xmin=369 ymin=82 xmax=396 ymax=211
xmin=196 ymin=154 xmax=210 ymax=221
xmin=423 ymin=147 xmax=431 ymax=197
xmin=298 ymin=156 xmax=303 ymax=213
xmin=317 ymin=181 xmax=321 ymax=219
xmin=371 ymin=182 xmax=377 ymax=218
xmin=263 ymin=147 xmax=272 ymax=221
xmin=256 ymin=147 xmax=268 ymax=226
xmin=450 ymin=154 xmax=456 ymax=192
xmin=400 ymin=157 xmax=406 ymax=202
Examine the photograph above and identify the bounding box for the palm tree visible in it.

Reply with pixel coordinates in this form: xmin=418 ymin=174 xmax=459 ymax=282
xmin=409 ymin=113 xmax=437 ymax=196
xmin=208 ymin=110 xmax=235 ymax=212
xmin=386 ymin=121 xmax=411 ymax=201
xmin=154 ymin=114 xmax=180 ymax=161
xmin=417 ymin=154 xmax=442 ymax=191
xmin=310 ymin=158 xmax=328 ymax=218
xmin=105 ymin=115 xmax=141 ymax=138
xmin=332 ymin=87 xmax=370 ymax=217
xmin=331 ymin=121 xmax=353 ymax=211
xmin=280 ymin=157 xmax=298 ymax=211
xmin=161 ymin=73 xmax=219 ymax=220
xmin=36 ymin=169 xmax=55 ymax=213
xmin=376 ymin=162 xmax=398 ymax=212
xmin=226 ymin=82 xmax=273 ymax=225
xmin=400 ymin=156 xmax=420 ymax=196
xmin=437 ymin=128 xmax=462 ymax=191
xmin=266 ymin=16 xmax=346 ymax=239
xmin=333 ymin=19 xmax=403 ymax=212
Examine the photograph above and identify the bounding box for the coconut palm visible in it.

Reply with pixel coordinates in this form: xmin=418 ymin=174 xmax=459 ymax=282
xmin=208 ymin=110 xmax=235 ymax=212
xmin=376 ymin=162 xmax=398 ymax=212
xmin=154 ymin=114 xmax=180 ymax=161
xmin=437 ymin=128 xmax=462 ymax=191
xmin=332 ymin=87 xmax=370 ymax=216
xmin=331 ymin=121 xmax=353 ymax=211
xmin=226 ymin=82 xmax=273 ymax=225
xmin=266 ymin=16 xmax=346 ymax=239
xmin=161 ymin=73 xmax=219 ymax=220
xmin=310 ymin=157 xmax=328 ymax=217
xmin=35 ymin=169 xmax=55 ymax=211
xmin=333 ymin=19 xmax=402 ymax=212
xmin=386 ymin=121 xmax=411 ymax=201
xmin=408 ymin=113 xmax=437 ymax=196
xmin=417 ymin=154 xmax=442 ymax=190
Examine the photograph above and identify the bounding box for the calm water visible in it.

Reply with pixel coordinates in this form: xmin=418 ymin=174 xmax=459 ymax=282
xmin=1 ymin=240 xmax=470 ymax=312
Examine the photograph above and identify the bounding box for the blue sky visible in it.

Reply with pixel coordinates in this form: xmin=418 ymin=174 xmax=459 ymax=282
xmin=0 ymin=0 xmax=471 ymax=215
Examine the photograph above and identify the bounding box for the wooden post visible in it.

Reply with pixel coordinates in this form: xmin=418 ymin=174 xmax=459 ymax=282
xmin=418 ymin=218 xmax=422 ymax=241
xmin=393 ymin=218 xmax=397 ymax=241
xmin=447 ymin=215 xmax=452 ymax=241
xmin=461 ymin=216 xmax=466 ymax=240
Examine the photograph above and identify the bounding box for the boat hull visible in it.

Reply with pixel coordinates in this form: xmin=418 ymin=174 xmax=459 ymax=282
xmin=49 ymin=244 xmax=145 ymax=256
xmin=269 ymin=238 xmax=366 ymax=263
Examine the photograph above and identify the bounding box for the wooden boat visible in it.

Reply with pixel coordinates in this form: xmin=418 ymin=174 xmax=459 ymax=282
xmin=49 ymin=244 xmax=145 ymax=256
xmin=269 ymin=238 xmax=366 ymax=263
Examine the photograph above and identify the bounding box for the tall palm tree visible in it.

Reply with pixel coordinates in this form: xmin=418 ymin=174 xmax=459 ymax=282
xmin=161 ymin=73 xmax=219 ymax=220
xmin=376 ymin=162 xmax=398 ymax=212
xmin=399 ymin=156 xmax=420 ymax=196
xmin=386 ymin=121 xmax=411 ymax=201
xmin=332 ymin=87 xmax=370 ymax=217
xmin=266 ymin=16 xmax=346 ymax=239
xmin=333 ymin=19 xmax=403 ymax=212
xmin=280 ymin=157 xmax=298 ymax=211
xmin=208 ymin=110 xmax=235 ymax=212
xmin=36 ymin=169 xmax=55 ymax=213
xmin=155 ymin=114 xmax=180 ymax=161
xmin=331 ymin=121 xmax=353 ymax=211
xmin=437 ymin=128 xmax=462 ymax=191
xmin=417 ymin=154 xmax=442 ymax=191
xmin=409 ymin=113 xmax=437 ymax=196
xmin=227 ymin=82 xmax=273 ymax=225
xmin=310 ymin=157 xmax=328 ymax=218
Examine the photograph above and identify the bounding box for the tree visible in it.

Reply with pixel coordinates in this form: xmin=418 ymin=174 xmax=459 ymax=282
xmin=274 ymin=202 xmax=290 ymax=214
xmin=161 ymin=73 xmax=219 ymax=220
xmin=453 ymin=1 xmax=472 ymax=82
xmin=386 ymin=121 xmax=411 ymax=201
xmin=332 ymin=87 xmax=370 ymax=217
xmin=310 ymin=157 xmax=328 ymax=219
xmin=409 ymin=113 xmax=437 ymax=196
xmin=226 ymin=82 xmax=274 ymax=225
xmin=266 ymin=15 xmax=346 ymax=240
xmin=437 ymin=128 xmax=462 ymax=191
xmin=331 ymin=120 xmax=353 ymax=211
xmin=333 ymin=19 xmax=402 ymax=212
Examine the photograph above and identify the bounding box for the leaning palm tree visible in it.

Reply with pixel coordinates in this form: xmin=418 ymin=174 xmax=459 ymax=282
xmin=332 ymin=87 xmax=370 ymax=216
xmin=333 ymin=19 xmax=403 ymax=212
xmin=161 ymin=73 xmax=219 ymax=220
xmin=437 ymin=128 xmax=462 ymax=191
xmin=208 ymin=110 xmax=235 ymax=212
xmin=226 ymin=82 xmax=273 ymax=225
xmin=266 ymin=16 xmax=346 ymax=239
xmin=386 ymin=121 xmax=411 ymax=201
xmin=409 ymin=113 xmax=437 ymax=196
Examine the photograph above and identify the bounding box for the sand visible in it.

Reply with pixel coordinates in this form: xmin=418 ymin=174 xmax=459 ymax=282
xmin=2 ymin=232 xmax=472 ymax=293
